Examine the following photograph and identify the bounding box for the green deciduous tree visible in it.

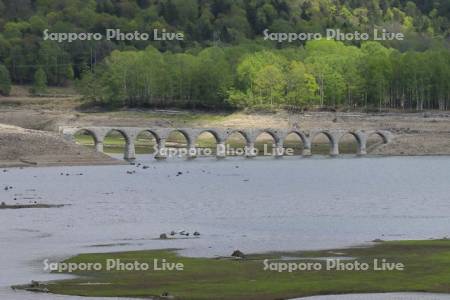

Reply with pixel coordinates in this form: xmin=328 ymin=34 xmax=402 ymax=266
xmin=286 ymin=61 xmax=318 ymax=107
xmin=32 ymin=67 xmax=47 ymax=95
xmin=0 ymin=64 xmax=12 ymax=96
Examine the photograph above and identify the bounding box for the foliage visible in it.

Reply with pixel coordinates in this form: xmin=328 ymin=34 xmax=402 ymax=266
xmin=78 ymin=46 xmax=233 ymax=108
xmin=0 ymin=63 xmax=11 ymax=95
xmin=31 ymin=67 xmax=47 ymax=95
xmin=0 ymin=0 xmax=449 ymax=110
xmin=84 ymin=40 xmax=450 ymax=110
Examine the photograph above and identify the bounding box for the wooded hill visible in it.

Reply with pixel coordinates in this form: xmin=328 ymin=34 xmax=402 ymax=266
xmin=0 ymin=0 xmax=449 ymax=110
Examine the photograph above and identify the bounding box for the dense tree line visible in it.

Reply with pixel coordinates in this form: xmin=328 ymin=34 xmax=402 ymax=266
xmin=78 ymin=46 xmax=234 ymax=108
xmin=79 ymin=40 xmax=450 ymax=110
xmin=0 ymin=0 xmax=449 ymax=110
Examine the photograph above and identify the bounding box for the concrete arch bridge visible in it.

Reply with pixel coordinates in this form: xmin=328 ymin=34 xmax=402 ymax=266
xmin=60 ymin=127 xmax=393 ymax=161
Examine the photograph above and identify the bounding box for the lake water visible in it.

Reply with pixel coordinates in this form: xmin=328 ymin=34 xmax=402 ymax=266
xmin=1 ymin=156 xmax=449 ymax=299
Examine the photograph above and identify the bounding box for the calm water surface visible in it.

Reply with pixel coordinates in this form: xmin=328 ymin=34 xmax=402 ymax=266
xmin=1 ymin=156 xmax=449 ymax=299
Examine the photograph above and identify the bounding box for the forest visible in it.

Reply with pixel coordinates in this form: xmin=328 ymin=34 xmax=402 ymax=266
xmin=0 ymin=0 xmax=449 ymax=110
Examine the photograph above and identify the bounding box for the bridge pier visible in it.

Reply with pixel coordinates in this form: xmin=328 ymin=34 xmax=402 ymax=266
xmin=330 ymin=141 xmax=339 ymax=157
xmin=357 ymin=137 xmax=367 ymax=156
xmin=124 ymin=142 xmax=136 ymax=161
xmin=355 ymin=132 xmax=367 ymax=156
xmin=358 ymin=147 xmax=367 ymax=156
xmin=274 ymin=141 xmax=284 ymax=158
xmin=246 ymin=143 xmax=257 ymax=158
xmin=302 ymin=139 xmax=312 ymax=157
xmin=187 ymin=144 xmax=197 ymax=159
xmin=216 ymin=142 xmax=226 ymax=159
xmin=154 ymin=139 xmax=168 ymax=160
xmin=95 ymin=141 xmax=104 ymax=153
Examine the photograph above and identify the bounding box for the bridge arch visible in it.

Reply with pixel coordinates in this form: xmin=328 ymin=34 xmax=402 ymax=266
xmin=135 ymin=129 xmax=161 ymax=144
xmin=166 ymin=129 xmax=192 ymax=146
xmin=311 ymin=131 xmax=335 ymax=155
xmin=161 ymin=129 xmax=192 ymax=158
xmin=252 ymin=130 xmax=282 ymax=156
xmin=311 ymin=131 xmax=334 ymax=144
xmin=74 ymin=128 xmax=100 ymax=145
xmin=338 ymin=131 xmax=363 ymax=154
xmin=225 ymin=130 xmax=251 ymax=146
xmin=224 ymin=130 xmax=251 ymax=157
xmin=194 ymin=130 xmax=222 ymax=157
xmin=253 ymin=129 xmax=281 ymax=144
xmin=194 ymin=129 xmax=222 ymax=145
xmin=365 ymin=130 xmax=390 ymax=154
xmin=283 ymin=130 xmax=307 ymax=155
xmin=368 ymin=130 xmax=389 ymax=144
xmin=102 ymin=128 xmax=131 ymax=144
xmin=134 ymin=129 xmax=161 ymax=155
xmin=284 ymin=130 xmax=308 ymax=146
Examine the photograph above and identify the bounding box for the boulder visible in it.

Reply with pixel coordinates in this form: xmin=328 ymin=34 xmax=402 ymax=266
xmin=231 ymin=250 xmax=245 ymax=258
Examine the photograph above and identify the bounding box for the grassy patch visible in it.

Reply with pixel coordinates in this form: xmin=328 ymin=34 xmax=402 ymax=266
xmin=95 ymin=110 xmax=231 ymax=126
xmin=17 ymin=240 xmax=450 ymax=299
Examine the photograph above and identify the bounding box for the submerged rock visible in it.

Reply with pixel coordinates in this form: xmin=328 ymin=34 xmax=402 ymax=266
xmin=231 ymin=250 xmax=245 ymax=258
xmin=0 ymin=203 xmax=67 ymax=209
xmin=160 ymin=292 xmax=174 ymax=299
xmin=30 ymin=280 xmax=40 ymax=287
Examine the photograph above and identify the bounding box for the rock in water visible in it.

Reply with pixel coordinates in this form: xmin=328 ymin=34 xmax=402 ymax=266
xmin=30 ymin=280 xmax=40 ymax=287
xmin=160 ymin=292 xmax=174 ymax=299
xmin=231 ymin=250 xmax=245 ymax=258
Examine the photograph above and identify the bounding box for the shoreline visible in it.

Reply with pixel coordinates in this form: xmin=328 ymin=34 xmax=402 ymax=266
xmin=6 ymin=225 xmax=450 ymax=300
xmin=0 ymin=159 xmax=126 ymax=169
xmin=0 ymin=124 xmax=123 ymax=168
xmin=1 ymin=153 xmax=450 ymax=169
xmin=13 ymin=239 xmax=450 ymax=299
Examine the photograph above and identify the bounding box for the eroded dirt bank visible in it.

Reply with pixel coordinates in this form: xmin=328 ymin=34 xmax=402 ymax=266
xmin=0 ymin=124 xmax=121 ymax=167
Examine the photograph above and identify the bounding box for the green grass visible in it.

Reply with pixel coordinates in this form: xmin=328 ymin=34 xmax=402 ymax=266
xmin=95 ymin=110 xmax=230 ymax=126
xmin=21 ymin=240 xmax=450 ymax=299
